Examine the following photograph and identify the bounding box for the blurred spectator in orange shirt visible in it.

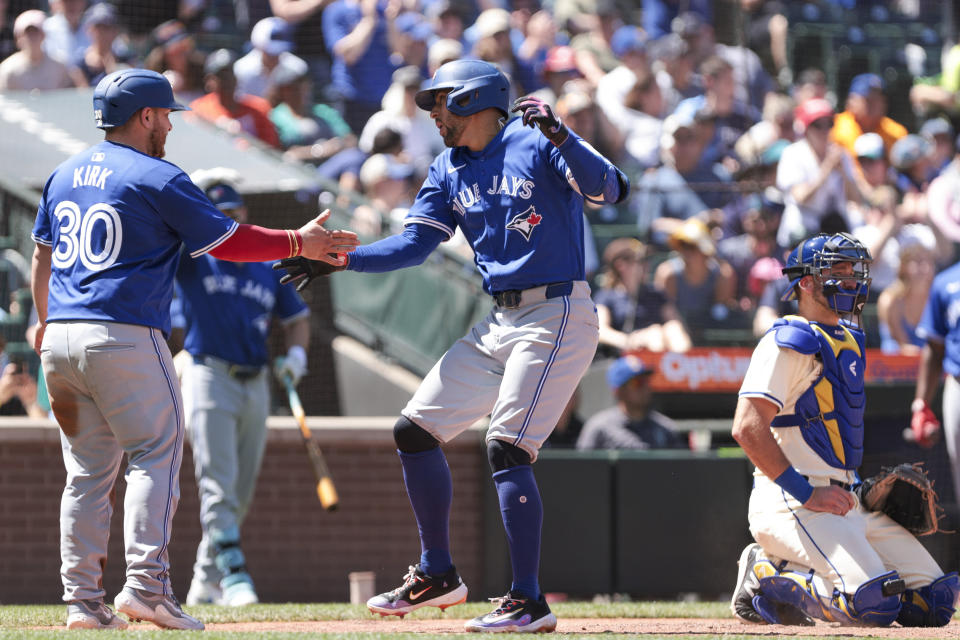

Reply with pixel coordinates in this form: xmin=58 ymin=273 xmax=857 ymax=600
xmin=831 ymin=73 xmax=907 ymax=163
xmin=189 ymin=48 xmax=280 ymax=148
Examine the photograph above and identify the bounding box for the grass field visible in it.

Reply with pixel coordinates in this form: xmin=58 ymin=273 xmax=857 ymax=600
xmin=0 ymin=600 xmax=941 ymax=640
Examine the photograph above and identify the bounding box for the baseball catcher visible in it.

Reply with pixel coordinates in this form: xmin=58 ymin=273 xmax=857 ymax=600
xmin=729 ymin=233 xmax=958 ymax=628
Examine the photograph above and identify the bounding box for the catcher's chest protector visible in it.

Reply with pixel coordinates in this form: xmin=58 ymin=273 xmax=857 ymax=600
xmin=769 ymin=316 xmax=866 ymax=469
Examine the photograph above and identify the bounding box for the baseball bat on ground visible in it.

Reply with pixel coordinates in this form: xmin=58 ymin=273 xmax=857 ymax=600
xmin=282 ymin=374 xmax=339 ymax=511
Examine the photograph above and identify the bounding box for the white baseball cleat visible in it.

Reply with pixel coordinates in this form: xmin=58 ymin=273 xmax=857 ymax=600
xmin=221 ymin=574 xmax=259 ymax=606
xmin=185 ymin=577 xmax=222 ymax=605
xmin=731 ymin=543 xmax=767 ymax=624
xmin=114 ymin=586 xmax=204 ymax=630
xmin=65 ymin=599 xmax=128 ymax=629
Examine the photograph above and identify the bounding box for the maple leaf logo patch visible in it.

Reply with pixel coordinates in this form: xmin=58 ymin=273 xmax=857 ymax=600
xmin=506 ymin=206 xmax=542 ymax=241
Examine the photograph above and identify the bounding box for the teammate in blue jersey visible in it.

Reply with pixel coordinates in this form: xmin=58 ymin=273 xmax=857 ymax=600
xmin=276 ymin=59 xmax=629 ymax=633
xmin=912 ymin=260 xmax=960 ymax=517
xmin=30 ymin=69 xmax=357 ymax=631
xmin=172 ymin=173 xmax=310 ymax=607
xmin=729 ymin=232 xmax=957 ymax=628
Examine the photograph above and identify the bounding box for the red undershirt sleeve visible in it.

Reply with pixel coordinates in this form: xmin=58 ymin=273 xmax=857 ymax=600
xmin=208 ymin=224 xmax=302 ymax=261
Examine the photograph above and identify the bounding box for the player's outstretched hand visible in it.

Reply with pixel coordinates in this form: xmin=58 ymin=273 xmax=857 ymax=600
xmin=511 ymin=96 xmax=568 ymax=146
xmin=273 ymin=255 xmax=346 ymax=291
xmin=298 ymin=209 xmax=359 ymax=264
xmin=803 ymin=485 xmax=856 ymax=516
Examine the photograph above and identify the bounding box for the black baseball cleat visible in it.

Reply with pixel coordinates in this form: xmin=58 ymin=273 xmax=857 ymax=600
xmin=464 ymin=591 xmax=557 ymax=633
xmin=731 ymin=543 xmax=813 ymax=626
xmin=367 ymin=564 xmax=467 ymax=617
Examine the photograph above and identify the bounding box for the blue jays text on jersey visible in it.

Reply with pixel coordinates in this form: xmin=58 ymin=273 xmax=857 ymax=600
xmin=173 ymin=254 xmax=308 ymax=368
xmin=32 ymin=140 xmax=238 ymax=336
xmin=402 ymin=118 xmax=613 ymax=293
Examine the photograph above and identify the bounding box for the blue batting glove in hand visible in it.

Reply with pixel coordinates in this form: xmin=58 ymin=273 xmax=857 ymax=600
xmin=511 ymin=95 xmax=568 ymax=146
xmin=274 ymin=345 xmax=308 ymax=386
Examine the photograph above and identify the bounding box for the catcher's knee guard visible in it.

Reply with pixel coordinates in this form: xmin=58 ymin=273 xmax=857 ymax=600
xmin=212 ymin=526 xmax=249 ymax=588
xmin=760 ymin=570 xmax=903 ymax=626
xmin=394 ymin=416 xmax=439 ymax=453
xmin=487 ymin=439 xmax=531 ymax=472
xmin=898 ymin=572 xmax=960 ymax=627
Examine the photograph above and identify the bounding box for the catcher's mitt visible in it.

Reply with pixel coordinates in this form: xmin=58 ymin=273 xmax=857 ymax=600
xmin=857 ymin=463 xmax=947 ymax=536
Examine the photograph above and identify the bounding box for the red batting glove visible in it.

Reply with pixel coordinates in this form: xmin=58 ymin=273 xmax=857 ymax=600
xmin=910 ymin=400 xmax=941 ymax=448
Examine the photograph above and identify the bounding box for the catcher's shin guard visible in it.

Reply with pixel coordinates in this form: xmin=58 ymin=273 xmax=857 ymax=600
xmin=759 ymin=570 xmax=903 ymax=626
xmin=731 ymin=544 xmax=813 ymax=625
xmin=838 ymin=571 xmax=904 ymax=626
xmin=759 ymin=569 xmax=828 ymax=622
xmin=898 ymin=572 xmax=960 ymax=627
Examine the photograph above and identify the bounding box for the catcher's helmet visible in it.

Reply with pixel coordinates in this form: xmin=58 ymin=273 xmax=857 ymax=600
xmin=415 ymin=59 xmax=510 ymax=117
xmin=781 ymin=232 xmax=872 ymax=317
xmin=93 ymin=69 xmax=188 ymax=129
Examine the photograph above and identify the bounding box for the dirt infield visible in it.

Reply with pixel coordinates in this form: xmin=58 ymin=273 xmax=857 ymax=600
xmin=201 ymin=617 xmax=960 ymax=636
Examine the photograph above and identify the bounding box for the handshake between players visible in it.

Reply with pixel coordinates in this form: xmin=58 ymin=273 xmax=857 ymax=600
xmin=296 ymin=209 xmax=359 ymax=265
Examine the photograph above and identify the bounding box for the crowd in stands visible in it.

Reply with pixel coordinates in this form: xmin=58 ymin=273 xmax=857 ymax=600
xmin=3 ymin=1 xmax=960 ymax=425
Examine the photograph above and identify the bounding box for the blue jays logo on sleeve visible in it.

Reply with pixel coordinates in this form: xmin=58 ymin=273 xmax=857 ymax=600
xmin=505 ymin=205 xmax=542 ymax=241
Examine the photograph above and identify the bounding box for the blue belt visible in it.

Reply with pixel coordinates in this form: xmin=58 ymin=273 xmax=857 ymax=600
xmin=492 ymin=281 xmax=573 ymax=309
xmin=193 ymin=354 xmax=263 ymax=381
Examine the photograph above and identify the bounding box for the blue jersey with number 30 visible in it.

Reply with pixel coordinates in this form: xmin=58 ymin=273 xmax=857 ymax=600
xmin=32 ymin=140 xmax=238 ymax=336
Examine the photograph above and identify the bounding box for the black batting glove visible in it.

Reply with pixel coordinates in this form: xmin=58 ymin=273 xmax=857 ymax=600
xmin=273 ymin=254 xmax=346 ymax=292
xmin=511 ymin=95 xmax=569 ymax=146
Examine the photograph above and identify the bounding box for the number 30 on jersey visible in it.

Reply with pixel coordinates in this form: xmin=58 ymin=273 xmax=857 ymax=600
xmin=52 ymin=200 xmax=123 ymax=271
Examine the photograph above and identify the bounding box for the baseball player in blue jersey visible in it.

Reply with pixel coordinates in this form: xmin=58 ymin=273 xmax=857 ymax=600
xmin=30 ymin=69 xmax=357 ymax=630
xmin=728 ymin=233 xmax=958 ymax=628
xmin=173 ymin=174 xmax=310 ymax=607
xmin=276 ymin=59 xmax=629 ymax=633
xmin=912 ymin=260 xmax=960 ymax=517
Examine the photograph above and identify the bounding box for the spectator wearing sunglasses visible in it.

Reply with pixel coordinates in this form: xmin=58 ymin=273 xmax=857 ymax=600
xmin=775 ymin=98 xmax=865 ymax=249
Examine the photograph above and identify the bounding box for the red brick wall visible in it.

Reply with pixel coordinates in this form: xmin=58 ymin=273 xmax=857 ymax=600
xmin=0 ymin=420 xmax=486 ymax=604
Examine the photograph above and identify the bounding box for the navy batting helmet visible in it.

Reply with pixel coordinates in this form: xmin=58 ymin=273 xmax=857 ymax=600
xmin=93 ymin=69 xmax=188 ymax=129
xmin=415 ymin=59 xmax=510 ymax=117
xmin=781 ymin=232 xmax=872 ymax=318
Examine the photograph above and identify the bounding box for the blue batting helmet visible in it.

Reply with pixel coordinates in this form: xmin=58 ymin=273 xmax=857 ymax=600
xmin=415 ymin=59 xmax=510 ymax=117
xmin=93 ymin=69 xmax=188 ymax=129
xmin=781 ymin=232 xmax=872 ymax=317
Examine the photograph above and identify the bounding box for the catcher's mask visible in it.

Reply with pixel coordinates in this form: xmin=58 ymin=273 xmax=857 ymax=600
xmin=781 ymin=232 xmax=872 ymax=323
